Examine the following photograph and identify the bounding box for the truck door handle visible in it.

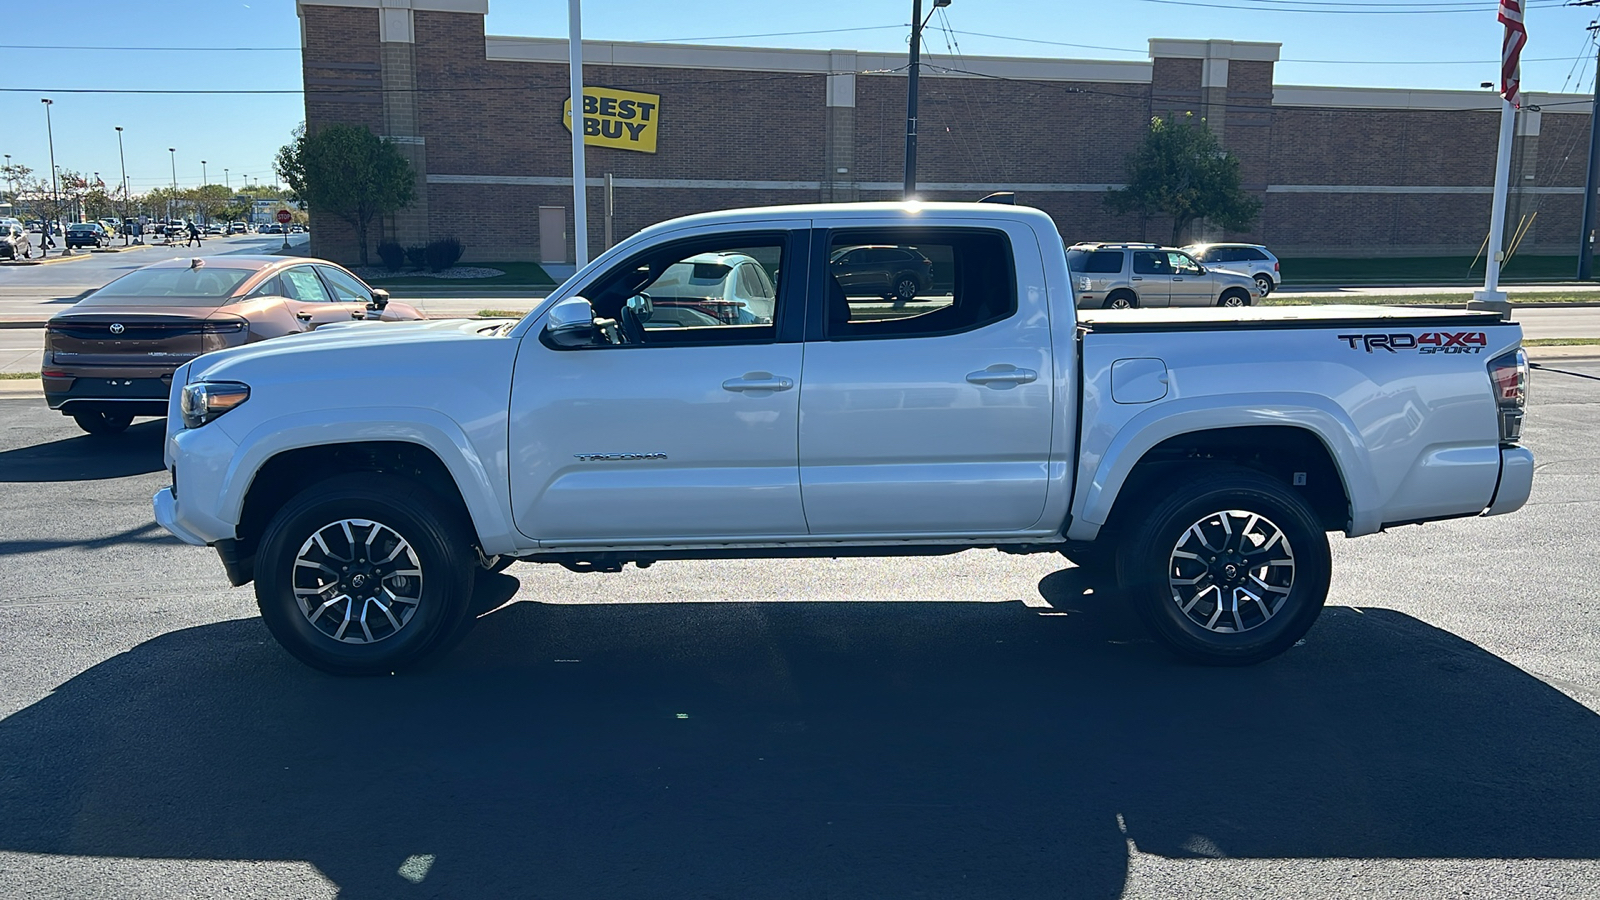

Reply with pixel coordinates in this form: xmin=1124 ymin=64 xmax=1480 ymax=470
xmin=722 ymin=373 xmax=794 ymax=392
xmin=966 ymin=365 xmax=1037 ymax=386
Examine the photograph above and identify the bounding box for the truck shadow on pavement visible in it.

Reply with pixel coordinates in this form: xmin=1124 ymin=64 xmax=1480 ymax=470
xmin=0 ymin=569 xmax=1597 ymax=899
xmin=0 ymin=419 xmax=164 ymax=482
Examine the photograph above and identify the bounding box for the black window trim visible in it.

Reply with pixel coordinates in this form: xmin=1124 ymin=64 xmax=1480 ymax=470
xmin=540 ymin=227 xmax=809 ymax=351
xmin=807 ymin=226 xmax=1019 ymax=343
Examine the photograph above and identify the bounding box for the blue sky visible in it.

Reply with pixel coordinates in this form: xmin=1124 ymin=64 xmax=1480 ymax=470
xmin=3 ymin=0 xmax=1597 ymax=197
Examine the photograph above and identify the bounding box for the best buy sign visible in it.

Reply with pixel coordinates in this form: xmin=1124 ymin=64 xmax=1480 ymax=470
xmin=562 ymin=87 xmax=660 ymax=154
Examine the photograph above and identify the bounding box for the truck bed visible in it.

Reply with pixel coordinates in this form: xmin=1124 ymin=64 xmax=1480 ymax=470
xmin=1079 ymin=304 xmax=1506 ymax=333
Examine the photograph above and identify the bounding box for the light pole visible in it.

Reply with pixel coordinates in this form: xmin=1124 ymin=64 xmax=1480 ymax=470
xmin=168 ymin=147 xmax=176 ymax=228
xmin=114 ymin=126 xmax=130 ymax=245
xmin=42 ymin=99 xmax=60 ymax=255
xmin=903 ymin=0 xmax=951 ymax=200
xmin=200 ymin=160 xmax=208 ymax=227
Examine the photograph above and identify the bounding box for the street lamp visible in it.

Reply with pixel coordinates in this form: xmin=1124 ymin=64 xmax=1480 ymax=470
xmin=42 ymin=99 xmax=60 ymax=256
xmin=200 ymin=160 xmax=208 ymax=227
xmin=168 ymin=147 xmax=176 ymax=227
xmin=903 ymin=0 xmax=952 ymax=200
xmin=114 ymin=126 xmax=130 ymax=245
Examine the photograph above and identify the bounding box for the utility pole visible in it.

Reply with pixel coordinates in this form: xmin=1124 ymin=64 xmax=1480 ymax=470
xmin=201 ymin=160 xmax=208 ymax=228
xmin=42 ymin=99 xmax=60 ymax=256
xmin=168 ymin=148 xmax=177 ymax=227
xmin=903 ymin=0 xmax=951 ymax=200
xmin=115 ymin=127 xmax=129 ymax=245
xmin=568 ymin=0 xmax=589 ymax=268
xmin=1579 ymin=21 xmax=1600 ymax=279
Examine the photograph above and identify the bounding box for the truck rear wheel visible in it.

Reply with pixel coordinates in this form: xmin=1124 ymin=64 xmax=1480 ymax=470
xmin=1118 ymin=467 xmax=1330 ymax=665
xmin=254 ymin=473 xmax=476 ymax=675
xmin=73 ymin=410 xmax=133 ymax=435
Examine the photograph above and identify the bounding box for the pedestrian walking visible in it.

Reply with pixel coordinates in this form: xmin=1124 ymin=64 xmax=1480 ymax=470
xmin=186 ymin=220 xmax=202 ymax=248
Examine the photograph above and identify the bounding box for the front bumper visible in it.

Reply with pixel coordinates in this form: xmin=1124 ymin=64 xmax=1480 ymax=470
xmin=153 ymin=487 xmax=207 ymax=546
xmin=1484 ymin=446 xmax=1535 ymax=517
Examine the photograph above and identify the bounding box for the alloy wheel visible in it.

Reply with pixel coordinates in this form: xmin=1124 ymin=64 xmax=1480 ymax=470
xmin=292 ymin=518 xmax=424 ymax=644
xmin=1167 ymin=509 xmax=1296 ymax=634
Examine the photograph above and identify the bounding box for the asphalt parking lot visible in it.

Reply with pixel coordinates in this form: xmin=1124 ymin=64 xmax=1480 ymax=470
xmin=0 ymin=363 xmax=1596 ymax=899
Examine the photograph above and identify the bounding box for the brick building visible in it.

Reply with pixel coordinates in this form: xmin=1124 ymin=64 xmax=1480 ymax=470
xmin=296 ymin=0 xmax=1594 ymax=268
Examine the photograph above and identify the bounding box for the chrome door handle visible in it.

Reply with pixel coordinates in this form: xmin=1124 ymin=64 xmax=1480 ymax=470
xmin=966 ymin=365 xmax=1038 ymax=386
xmin=722 ymin=372 xmax=794 ymax=392
xmin=1131 ymin=276 xmax=1143 ymax=281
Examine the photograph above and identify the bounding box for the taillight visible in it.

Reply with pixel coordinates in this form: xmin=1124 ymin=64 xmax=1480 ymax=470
xmin=1488 ymin=348 xmax=1528 ymax=443
xmin=1273 ymin=261 xmax=1280 ymax=272
xmin=201 ymin=321 xmax=246 ymax=334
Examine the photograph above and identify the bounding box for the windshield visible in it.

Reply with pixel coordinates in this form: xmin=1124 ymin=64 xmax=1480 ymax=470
xmin=84 ymin=266 xmax=255 ymax=306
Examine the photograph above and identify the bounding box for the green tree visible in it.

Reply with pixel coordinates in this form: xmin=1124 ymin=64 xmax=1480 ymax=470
xmin=1105 ymin=113 xmax=1261 ymax=245
xmin=184 ymin=184 xmax=233 ymax=225
xmin=276 ymin=122 xmax=414 ymax=265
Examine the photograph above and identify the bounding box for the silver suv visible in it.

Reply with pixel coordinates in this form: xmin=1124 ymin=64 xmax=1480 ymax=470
xmin=1183 ymin=242 xmax=1280 ymax=296
xmin=1066 ymin=243 xmax=1257 ymax=309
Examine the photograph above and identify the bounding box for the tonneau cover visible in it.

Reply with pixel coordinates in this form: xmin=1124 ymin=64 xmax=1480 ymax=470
xmin=1080 ymin=304 xmax=1507 ymax=333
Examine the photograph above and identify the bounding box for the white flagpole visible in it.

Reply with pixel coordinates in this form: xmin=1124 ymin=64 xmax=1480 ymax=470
xmin=568 ymin=0 xmax=589 ymax=269
xmin=1474 ymin=95 xmax=1516 ymax=305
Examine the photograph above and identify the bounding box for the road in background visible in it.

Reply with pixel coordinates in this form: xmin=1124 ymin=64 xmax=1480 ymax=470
xmin=0 ymin=233 xmax=309 ymax=323
xmin=0 ymin=362 xmax=1595 ymax=898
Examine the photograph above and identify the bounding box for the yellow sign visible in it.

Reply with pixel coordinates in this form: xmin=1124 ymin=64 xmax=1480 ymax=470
xmin=562 ymin=87 xmax=660 ymax=154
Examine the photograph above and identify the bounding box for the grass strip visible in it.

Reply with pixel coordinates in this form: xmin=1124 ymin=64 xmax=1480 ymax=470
xmin=477 ymin=309 xmax=529 ymax=318
xmin=0 ymin=372 xmax=40 ymax=379
xmin=1524 ymin=338 xmax=1600 ymax=346
xmin=1263 ymin=291 xmax=1600 ymax=306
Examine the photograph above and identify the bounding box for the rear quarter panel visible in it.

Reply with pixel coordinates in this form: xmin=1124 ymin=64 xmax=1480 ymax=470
xmin=1069 ymin=321 xmax=1521 ymax=539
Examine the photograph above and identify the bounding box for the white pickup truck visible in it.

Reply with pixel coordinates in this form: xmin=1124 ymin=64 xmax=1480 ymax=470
xmin=153 ymin=202 xmax=1533 ymax=675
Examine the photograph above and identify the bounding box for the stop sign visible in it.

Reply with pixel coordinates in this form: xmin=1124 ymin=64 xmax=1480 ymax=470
xmin=276 ymin=210 xmax=292 ymax=224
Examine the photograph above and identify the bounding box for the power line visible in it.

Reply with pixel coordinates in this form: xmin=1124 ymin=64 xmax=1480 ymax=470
xmin=1132 ymin=0 xmax=1564 ymax=12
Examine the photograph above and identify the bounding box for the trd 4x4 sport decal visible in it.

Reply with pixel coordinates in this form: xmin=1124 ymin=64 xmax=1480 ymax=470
xmin=1337 ymin=332 xmax=1488 ymax=354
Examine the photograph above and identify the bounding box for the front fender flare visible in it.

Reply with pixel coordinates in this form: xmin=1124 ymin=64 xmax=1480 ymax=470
xmin=219 ymin=406 xmax=520 ymax=556
xmin=1066 ymin=393 xmax=1383 ymax=541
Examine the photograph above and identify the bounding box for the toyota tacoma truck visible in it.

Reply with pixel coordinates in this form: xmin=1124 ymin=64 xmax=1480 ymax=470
xmin=152 ymin=202 xmax=1533 ymax=674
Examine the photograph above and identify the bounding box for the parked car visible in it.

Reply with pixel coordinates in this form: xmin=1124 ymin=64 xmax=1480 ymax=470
xmin=828 ymin=244 xmax=935 ymax=301
xmin=230 ymin=222 xmax=248 ymax=234
xmin=64 ymin=223 xmax=111 ymax=249
xmin=638 ymin=251 xmax=777 ymax=325
xmin=0 ymin=222 xmax=32 ymax=260
xmin=151 ymin=201 xmax=1532 ymax=675
xmin=1183 ymin=243 xmax=1281 ymax=296
xmin=41 ymin=255 xmax=425 ymax=436
xmin=98 ymin=219 xmax=121 ymax=237
xmin=1065 ymin=242 xmax=1257 ymax=309
xmin=262 ymin=223 xmax=282 ymax=234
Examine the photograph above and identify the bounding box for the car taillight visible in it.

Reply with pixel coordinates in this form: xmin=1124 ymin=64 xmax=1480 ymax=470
xmin=1273 ymin=261 xmax=1280 ymax=272
xmin=1488 ymin=348 xmax=1528 ymax=443
xmin=200 ymin=321 xmax=246 ymax=334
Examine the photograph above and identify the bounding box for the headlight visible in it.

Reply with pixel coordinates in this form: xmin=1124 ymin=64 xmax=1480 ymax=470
xmin=180 ymin=381 xmax=250 ymax=429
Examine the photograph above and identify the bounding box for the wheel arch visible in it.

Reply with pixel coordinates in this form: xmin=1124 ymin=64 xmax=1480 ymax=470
xmin=1066 ymin=399 xmax=1383 ymax=542
xmin=1104 ymin=288 xmax=1138 ymax=308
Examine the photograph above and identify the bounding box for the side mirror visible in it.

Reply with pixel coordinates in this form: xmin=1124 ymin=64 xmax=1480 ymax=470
xmin=369 ymin=288 xmax=391 ymax=310
xmin=544 ymin=296 xmax=598 ymax=348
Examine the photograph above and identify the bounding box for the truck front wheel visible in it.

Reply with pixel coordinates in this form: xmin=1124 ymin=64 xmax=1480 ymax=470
xmin=254 ymin=473 xmax=476 ymax=675
xmin=1119 ymin=467 xmax=1330 ymax=665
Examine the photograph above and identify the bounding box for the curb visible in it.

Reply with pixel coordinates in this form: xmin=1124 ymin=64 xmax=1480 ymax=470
xmin=0 ymin=252 xmax=93 ymax=267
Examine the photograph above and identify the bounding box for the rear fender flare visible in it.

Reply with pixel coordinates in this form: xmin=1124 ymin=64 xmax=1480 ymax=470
xmin=1066 ymin=393 xmax=1382 ymax=541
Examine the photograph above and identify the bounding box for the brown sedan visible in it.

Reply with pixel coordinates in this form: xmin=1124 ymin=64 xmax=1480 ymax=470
xmin=43 ymin=255 xmax=424 ymax=435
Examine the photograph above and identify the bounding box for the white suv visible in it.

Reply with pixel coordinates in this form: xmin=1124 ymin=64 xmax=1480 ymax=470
xmin=1183 ymin=243 xmax=1280 ymax=296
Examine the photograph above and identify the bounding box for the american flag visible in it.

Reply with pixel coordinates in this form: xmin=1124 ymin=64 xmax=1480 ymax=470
xmin=1499 ymin=0 xmax=1527 ymax=107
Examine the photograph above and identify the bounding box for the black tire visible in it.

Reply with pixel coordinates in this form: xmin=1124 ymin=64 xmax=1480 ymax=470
xmin=254 ymin=473 xmax=476 ymax=675
xmin=1218 ymin=289 xmax=1251 ymax=308
xmin=73 ymin=411 xmax=133 ymax=435
xmin=1103 ymin=291 xmax=1138 ymax=310
xmin=1118 ymin=466 xmax=1330 ymax=666
xmin=892 ymin=273 xmax=920 ymax=302
xmin=1254 ymin=274 xmax=1273 ymax=297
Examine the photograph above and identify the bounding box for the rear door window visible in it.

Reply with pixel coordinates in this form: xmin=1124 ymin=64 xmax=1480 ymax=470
xmin=1132 ymin=251 xmax=1169 ymax=275
xmin=315 ymin=265 xmax=373 ymax=304
xmin=823 ymin=229 xmax=1015 ymax=340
